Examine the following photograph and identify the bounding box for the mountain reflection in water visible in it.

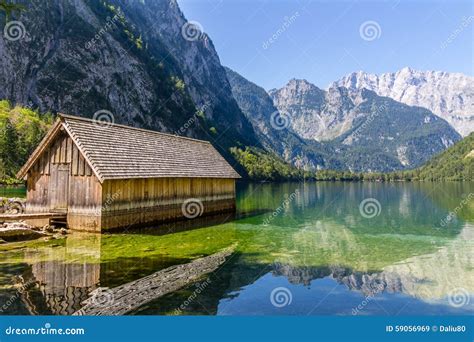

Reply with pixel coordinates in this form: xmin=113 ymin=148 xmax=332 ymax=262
xmin=0 ymin=182 xmax=472 ymax=315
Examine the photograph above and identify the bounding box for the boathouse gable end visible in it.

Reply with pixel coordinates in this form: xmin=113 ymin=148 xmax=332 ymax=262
xmin=16 ymin=114 xmax=240 ymax=232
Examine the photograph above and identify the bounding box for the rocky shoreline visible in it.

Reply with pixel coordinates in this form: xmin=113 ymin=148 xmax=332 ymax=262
xmin=0 ymin=197 xmax=68 ymax=243
xmin=0 ymin=221 xmax=67 ymax=243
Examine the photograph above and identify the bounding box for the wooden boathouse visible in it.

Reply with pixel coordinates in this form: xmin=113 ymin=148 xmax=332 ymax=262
xmin=16 ymin=114 xmax=240 ymax=232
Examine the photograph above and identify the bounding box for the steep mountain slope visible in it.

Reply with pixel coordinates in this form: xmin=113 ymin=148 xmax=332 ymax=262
xmin=269 ymin=79 xmax=355 ymax=142
xmin=335 ymin=68 xmax=474 ymax=136
xmin=1 ymin=1 xmax=469 ymax=176
xmin=330 ymin=88 xmax=462 ymax=172
xmin=413 ymin=132 xmax=473 ymax=180
xmin=225 ymin=67 xmax=331 ymax=170
xmin=268 ymin=79 xmax=461 ymax=172
xmin=0 ymin=0 xmax=259 ymax=152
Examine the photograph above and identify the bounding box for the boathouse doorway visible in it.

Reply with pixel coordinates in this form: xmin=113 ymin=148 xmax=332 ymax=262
xmin=49 ymin=164 xmax=70 ymax=212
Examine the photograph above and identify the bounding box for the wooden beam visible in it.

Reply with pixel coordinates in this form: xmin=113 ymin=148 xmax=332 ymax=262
xmin=0 ymin=213 xmax=67 ymax=222
xmin=73 ymin=247 xmax=234 ymax=316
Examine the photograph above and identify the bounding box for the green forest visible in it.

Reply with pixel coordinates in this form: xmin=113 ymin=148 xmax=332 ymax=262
xmin=0 ymin=101 xmax=53 ymax=184
xmin=230 ymin=147 xmax=363 ymax=181
xmin=402 ymin=133 xmax=473 ymax=181
xmin=232 ymin=137 xmax=473 ymax=182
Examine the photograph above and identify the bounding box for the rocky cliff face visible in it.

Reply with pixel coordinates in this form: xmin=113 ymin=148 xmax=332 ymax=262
xmin=266 ymin=78 xmax=461 ymax=171
xmin=0 ymin=0 xmax=258 ymax=150
xmin=335 ymin=68 xmax=474 ymax=137
xmin=1 ymin=1 xmax=469 ymax=174
xmin=269 ymin=79 xmax=356 ymax=142
xmin=227 ymin=67 xmax=462 ymax=172
xmin=118 ymin=1 xmax=256 ymax=142
xmin=225 ymin=67 xmax=328 ymax=170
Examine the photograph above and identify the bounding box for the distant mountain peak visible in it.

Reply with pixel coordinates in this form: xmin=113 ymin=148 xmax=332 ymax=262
xmin=226 ymin=64 xmax=462 ymax=173
xmin=335 ymin=68 xmax=474 ymax=136
xmin=288 ymin=78 xmax=312 ymax=84
xmin=266 ymin=74 xmax=460 ymax=172
xmin=284 ymin=78 xmax=321 ymax=91
xmin=399 ymin=66 xmax=414 ymax=73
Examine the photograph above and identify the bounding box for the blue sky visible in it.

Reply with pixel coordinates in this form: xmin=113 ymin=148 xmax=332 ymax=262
xmin=178 ymin=0 xmax=473 ymax=90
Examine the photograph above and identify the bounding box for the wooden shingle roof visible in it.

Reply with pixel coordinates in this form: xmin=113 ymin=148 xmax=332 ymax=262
xmin=17 ymin=114 xmax=241 ymax=182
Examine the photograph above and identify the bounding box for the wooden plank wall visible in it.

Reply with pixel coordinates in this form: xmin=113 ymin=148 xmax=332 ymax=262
xmin=67 ymin=174 xmax=102 ymax=232
xmin=25 ymin=131 xmax=237 ymax=231
xmin=101 ymin=178 xmax=236 ymax=230
xmin=26 ymin=132 xmax=102 ymax=225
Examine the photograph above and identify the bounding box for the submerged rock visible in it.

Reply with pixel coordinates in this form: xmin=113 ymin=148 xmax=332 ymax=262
xmin=0 ymin=224 xmax=48 ymax=242
xmin=0 ymin=220 xmax=67 ymax=242
xmin=43 ymin=225 xmax=55 ymax=233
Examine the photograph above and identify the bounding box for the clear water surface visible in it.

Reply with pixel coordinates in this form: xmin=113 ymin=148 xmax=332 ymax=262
xmin=0 ymin=182 xmax=472 ymax=315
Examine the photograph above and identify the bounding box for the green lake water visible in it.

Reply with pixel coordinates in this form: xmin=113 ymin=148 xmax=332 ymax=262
xmin=0 ymin=182 xmax=473 ymax=315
